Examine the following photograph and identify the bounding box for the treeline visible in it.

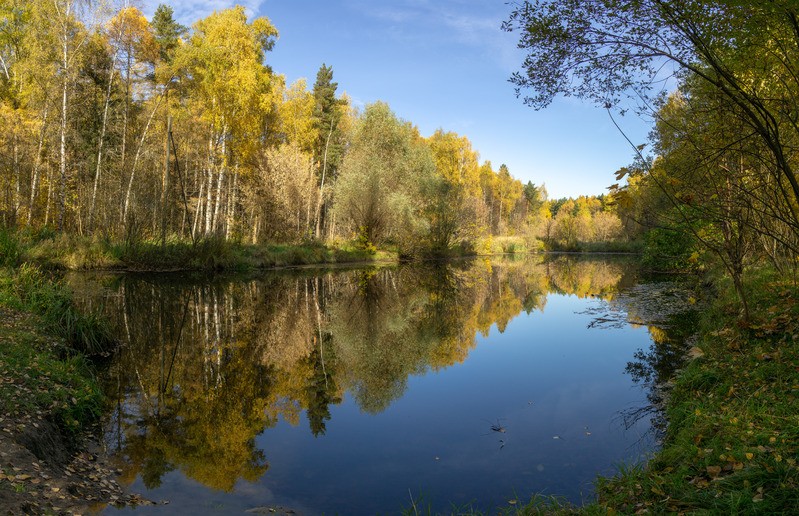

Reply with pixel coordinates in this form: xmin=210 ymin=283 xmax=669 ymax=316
xmin=608 ymin=70 xmax=799 ymax=317
xmin=1 ymin=1 xmax=627 ymax=256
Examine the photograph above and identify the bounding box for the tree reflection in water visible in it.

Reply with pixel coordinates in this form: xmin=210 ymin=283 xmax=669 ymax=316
xmin=66 ymin=255 xmax=656 ymax=493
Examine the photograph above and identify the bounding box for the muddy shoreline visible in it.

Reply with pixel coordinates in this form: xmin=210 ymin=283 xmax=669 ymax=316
xmin=0 ymin=410 xmax=154 ymax=514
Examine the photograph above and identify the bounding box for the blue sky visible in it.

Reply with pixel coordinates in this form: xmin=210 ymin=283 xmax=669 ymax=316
xmin=145 ymin=0 xmax=653 ymax=199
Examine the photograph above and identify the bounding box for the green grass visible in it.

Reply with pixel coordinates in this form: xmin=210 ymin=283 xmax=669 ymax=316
xmin=0 ymin=265 xmax=116 ymax=356
xmin=242 ymin=240 xmax=397 ymax=268
xmin=0 ymin=228 xmax=22 ymax=267
xmin=545 ymin=239 xmax=644 ymax=254
xmin=16 ymin=230 xmax=398 ymax=271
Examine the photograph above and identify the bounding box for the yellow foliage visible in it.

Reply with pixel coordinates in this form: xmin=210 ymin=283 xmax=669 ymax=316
xmin=426 ymin=129 xmax=481 ymax=196
xmin=278 ymin=79 xmax=318 ymax=153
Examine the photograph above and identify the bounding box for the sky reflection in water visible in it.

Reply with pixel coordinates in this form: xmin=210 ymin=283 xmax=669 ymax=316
xmin=71 ymin=256 xmax=675 ymax=515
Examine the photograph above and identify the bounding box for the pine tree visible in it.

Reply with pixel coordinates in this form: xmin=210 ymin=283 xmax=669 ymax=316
xmin=311 ymin=63 xmax=343 ymax=238
xmin=151 ymin=5 xmax=185 ymax=64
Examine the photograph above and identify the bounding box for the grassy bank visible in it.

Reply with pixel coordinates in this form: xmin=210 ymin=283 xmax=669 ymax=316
xmin=545 ymin=239 xmax=644 ymax=254
xmin=7 ymin=229 xmax=397 ymax=271
xmin=1 ymin=229 xmax=114 ymax=435
xmin=507 ymin=267 xmax=799 ymax=515
xmin=0 ymin=262 xmax=142 ymax=512
xmin=595 ymin=269 xmax=799 ymax=513
xmin=0 ymin=265 xmax=115 ymax=432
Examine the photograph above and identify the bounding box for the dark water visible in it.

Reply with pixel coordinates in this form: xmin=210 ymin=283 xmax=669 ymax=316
xmin=66 ymin=255 xmax=692 ymax=515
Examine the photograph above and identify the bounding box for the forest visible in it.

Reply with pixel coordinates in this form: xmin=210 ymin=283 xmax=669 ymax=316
xmin=0 ymin=1 xmax=633 ymax=259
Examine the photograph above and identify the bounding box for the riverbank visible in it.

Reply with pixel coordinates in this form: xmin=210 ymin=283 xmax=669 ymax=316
xmin=0 ymin=266 xmax=150 ymax=514
xmin=14 ymin=232 xmax=398 ymax=271
xmin=10 ymin=232 xmax=548 ymax=272
xmin=513 ymin=268 xmax=799 ymax=514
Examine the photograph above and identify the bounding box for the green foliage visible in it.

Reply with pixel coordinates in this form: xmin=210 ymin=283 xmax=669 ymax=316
xmin=0 ymin=330 xmax=103 ymax=433
xmin=641 ymin=226 xmax=697 ymax=272
xmin=334 ymin=102 xmax=436 ymax=248
xmin=355 ymin=226 xmax=377 ymax=254
xmin=0 ymin=267 xmax=107 ymax=438
xmin=151 ymin=4 xmax=186 ymax=63
xmin=311 ymin=63 xmax=345 ymax=172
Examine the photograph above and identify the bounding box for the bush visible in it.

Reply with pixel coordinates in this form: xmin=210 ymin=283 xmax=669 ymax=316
xmin=642 ymin=227 xmax=698 ymax=271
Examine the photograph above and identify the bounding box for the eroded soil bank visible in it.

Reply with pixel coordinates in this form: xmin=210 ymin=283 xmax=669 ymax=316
xmin=0 ymin=307 xmax=151 ymax=515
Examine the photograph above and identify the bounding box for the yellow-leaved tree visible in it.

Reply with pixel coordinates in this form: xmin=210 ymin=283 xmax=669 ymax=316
xmin=173 ymin=6 xmax=279 ymax=239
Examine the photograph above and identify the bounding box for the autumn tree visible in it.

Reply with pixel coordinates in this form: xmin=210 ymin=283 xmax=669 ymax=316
xmin=425 ymin=129 xmax=484 ymax=249
xmin=504 ymin=0 xmax=799 ymax=249
xmin=333 ymin=102 xmax=435 ymax=250
xmin=172 ymin=6 xmax=278 ymax=239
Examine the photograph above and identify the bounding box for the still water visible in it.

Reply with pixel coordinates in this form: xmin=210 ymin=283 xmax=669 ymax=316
xmin=66 ymin=255 xmax=691 ymax=514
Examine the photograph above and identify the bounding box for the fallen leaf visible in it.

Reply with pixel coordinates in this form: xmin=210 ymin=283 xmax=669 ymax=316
xmin=687 ymin=347 xmax=704 ymax=359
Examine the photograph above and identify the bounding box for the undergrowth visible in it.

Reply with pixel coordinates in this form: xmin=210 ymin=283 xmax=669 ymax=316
xmin=0 ymin=317 xmax=103 ymax=433
xmin=0 ymin=265 xmax=116 ymax=356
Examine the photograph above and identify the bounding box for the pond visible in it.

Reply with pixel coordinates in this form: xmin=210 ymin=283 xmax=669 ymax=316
xmin=65 ymin=255 xmax=693 ymax=515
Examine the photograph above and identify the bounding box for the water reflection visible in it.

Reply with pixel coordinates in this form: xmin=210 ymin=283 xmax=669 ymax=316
xmin=66 ymin=255 xmax=676 ymax=511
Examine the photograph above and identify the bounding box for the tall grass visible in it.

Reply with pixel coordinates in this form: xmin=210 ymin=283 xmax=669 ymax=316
xmin=0 ymin=264 xmax=116 ymax=356
xmin=0 ymin=228 xmax=21 ymax=266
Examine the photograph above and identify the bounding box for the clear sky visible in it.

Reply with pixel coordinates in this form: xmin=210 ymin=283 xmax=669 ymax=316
xmin=144 ymin=0 xmax=653 ymax=199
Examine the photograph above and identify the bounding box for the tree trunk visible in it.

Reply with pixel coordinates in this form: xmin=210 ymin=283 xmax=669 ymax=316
xmin=89 ymin=67 xmax=116 ymax=232
xmin=225 ymin=168 xmax=237 ymax=241
xmin=122 ymin=95 xmax=162 ymax=227
xmin=193 ymin=173 xmax=204 ymax=240
xmin=58 ymin=45 xmax=68 ymax=231
xmin=212 ymin=128 xmax=227 ymax=237
xmin=204 ymin=167 xmax=213 ymax=236
xmin=204 ymin=136 xmax=214 ymax=236
xmin=45 ymin=162 xmax=53 ymax=226
xmin=27 ymin=107 xmax=48 ymax=227
xmin=12 ymin=132 xmax=20 ymax=224
xmin=120 ymin=52 xmax=130 ymax=212
xmin=314 ymin=122 xmax=334 ymax=239
xmin=161 ymin=115 xmax=172 ymax=247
